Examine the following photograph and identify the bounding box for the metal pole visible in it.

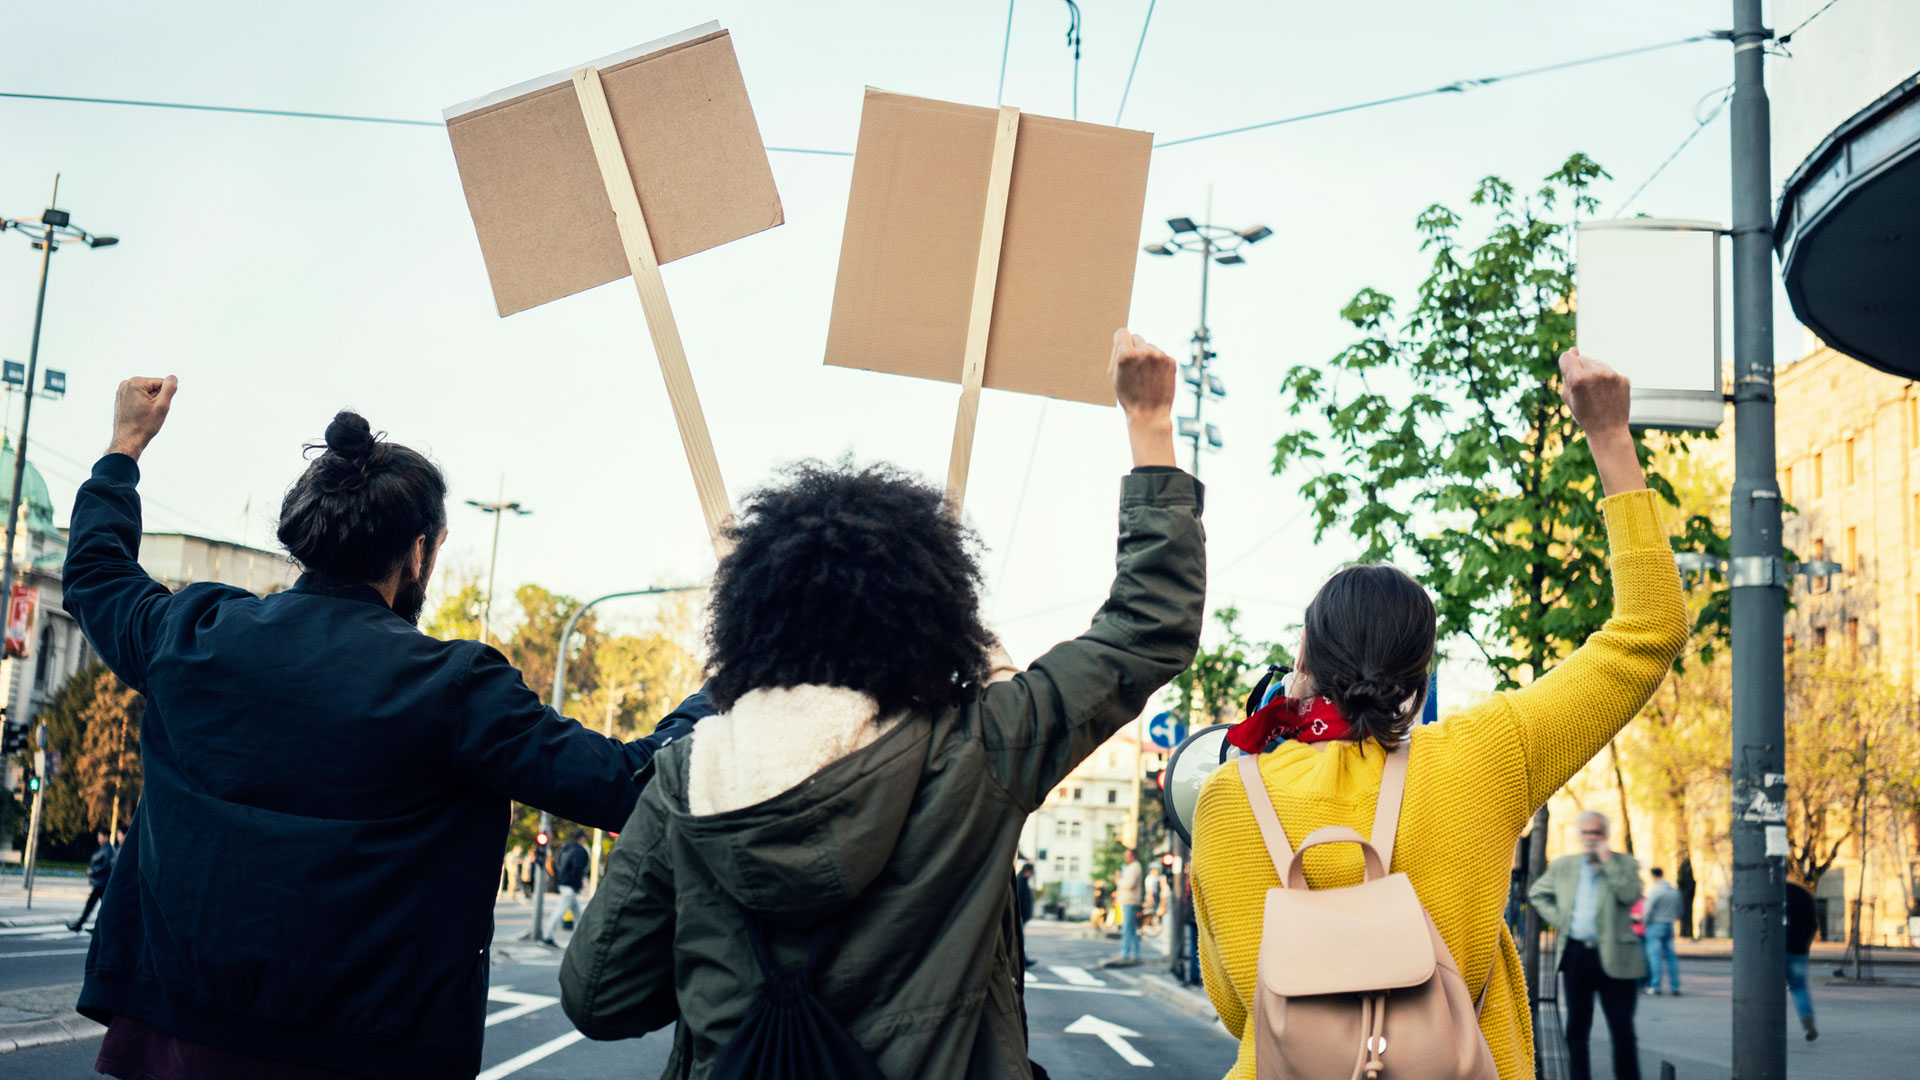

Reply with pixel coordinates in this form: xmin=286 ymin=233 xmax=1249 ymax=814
xmin=526 ymin=584 xmax=703 ymax=940
xmin=23 ymin=724 xmax=45 ymax=907
xmin=1727 ymin=3 xmax=1786 ymax=1077
xmin=0 ymin=220 xmax=55 ymax=620
xmin=1191 ymin=235 xmax=1213 ymax=479
xmin=479 ymin=508 xmax=504 ymax=645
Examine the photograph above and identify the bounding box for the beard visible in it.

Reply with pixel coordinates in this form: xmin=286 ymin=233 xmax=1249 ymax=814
xmin=392 ymin=563 xmax=430 ymax=626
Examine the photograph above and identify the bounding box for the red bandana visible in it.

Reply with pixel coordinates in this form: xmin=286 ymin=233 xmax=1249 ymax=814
xmin=1225 ymin=695 xmax=1353 ymax=754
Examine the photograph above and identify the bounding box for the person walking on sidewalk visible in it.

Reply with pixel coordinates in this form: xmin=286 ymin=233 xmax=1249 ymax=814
xmin=1641 ymin=866 xmax=1683 ymax=996
xmin=1191 ymin=351 xmax=1688 ymax=1080
xmin=63 ymin=379 xmax=712 ymax=1080
xmin=561 ymin=331 xmax=1205 ymax=1079
xmin=1530 ymin=811 xmax=1647 ymax=1080
xmin=1015 ymin=863 xmax=1037 ymax=969
xmin=1785 ymin=876 xmax=1819 ymax=1041
xmin=542 ymin=832 xmax=592 ymax=944
xmin=68 ymin=828 xmax=119 ymax=932
xmin=1113 ymin=848 xmax=1144 ymax=964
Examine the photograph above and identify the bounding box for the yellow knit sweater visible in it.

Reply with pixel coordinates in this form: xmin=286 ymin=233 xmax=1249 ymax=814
xmin=1190 ymin=489 xmax=1689 ymax=1080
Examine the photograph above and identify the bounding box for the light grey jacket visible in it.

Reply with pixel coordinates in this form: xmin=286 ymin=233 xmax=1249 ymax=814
xmin=1529 ymin=851 xmax=1648 ymax=981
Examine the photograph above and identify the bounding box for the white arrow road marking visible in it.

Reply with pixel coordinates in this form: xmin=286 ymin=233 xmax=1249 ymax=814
xmin=484 ymin=985 xmax=560 ymax=1027
xmin=1065 ymin=1013 xmax=1153 ymax=1067
xmin=1048 ymin=965 xmax=1103 ymax=986
xmin=475 ymin=1030 xmax=586 ymax=1080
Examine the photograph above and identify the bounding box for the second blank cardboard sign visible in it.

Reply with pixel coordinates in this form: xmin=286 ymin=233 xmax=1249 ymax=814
xmin=825 ymin=90 xmax=1153 ymax=407
xmin=445 ymin=25 xmax=783 ymax=317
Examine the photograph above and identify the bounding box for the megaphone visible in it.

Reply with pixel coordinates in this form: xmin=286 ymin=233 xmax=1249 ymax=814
xmin=1159 ymin=722 xmax=1234 ymax=847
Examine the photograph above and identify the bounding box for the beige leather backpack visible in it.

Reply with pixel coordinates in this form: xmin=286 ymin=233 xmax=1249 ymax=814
xmin=1235 ymin=745 xmax=1496 ymax=1080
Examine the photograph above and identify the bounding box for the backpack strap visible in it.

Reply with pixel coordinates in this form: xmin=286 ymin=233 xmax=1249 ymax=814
xmin=1235 ymin=753 xmax=1295 ymax=878
xmin=1368 ymin=741 xmax=1411 ymax=872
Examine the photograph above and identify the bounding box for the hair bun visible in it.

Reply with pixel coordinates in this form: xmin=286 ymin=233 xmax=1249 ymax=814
xmin=1344 ymin=678 xmax=1384 ymax=705
xmin=324 ymin=411 xmax=376 ymax=460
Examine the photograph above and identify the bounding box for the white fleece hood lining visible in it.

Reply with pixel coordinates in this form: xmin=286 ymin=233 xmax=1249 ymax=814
xmin=687 ymin=685 xmax=902 ymax=817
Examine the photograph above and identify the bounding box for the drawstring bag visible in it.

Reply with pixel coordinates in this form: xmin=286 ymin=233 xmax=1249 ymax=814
xmin=709 ymin=914 xmax=887 ymax=1080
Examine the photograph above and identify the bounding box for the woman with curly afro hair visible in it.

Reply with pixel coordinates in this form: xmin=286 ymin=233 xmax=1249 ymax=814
xmin=564 ymin=331 xmax=1208 ymax=1079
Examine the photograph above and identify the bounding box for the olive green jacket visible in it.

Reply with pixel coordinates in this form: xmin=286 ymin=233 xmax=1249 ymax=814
xmin=559 ymin=469 xmax=1206 ymax=1080
xmin=1529 ymin=851 xmax=1648 ymax=981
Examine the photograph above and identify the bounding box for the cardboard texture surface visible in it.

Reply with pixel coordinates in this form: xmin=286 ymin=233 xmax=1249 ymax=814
xmin=825 ymin=89 xmax=1153 ymax=407
xmin=446 ymin=29 xmax=782 ymax=317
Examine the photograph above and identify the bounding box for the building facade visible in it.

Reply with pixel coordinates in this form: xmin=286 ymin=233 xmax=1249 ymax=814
xmin=1018 ymin=718 xmax=1167 ymax=917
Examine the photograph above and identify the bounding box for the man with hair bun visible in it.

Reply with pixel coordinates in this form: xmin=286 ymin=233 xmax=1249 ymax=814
xmin=62 ymin=376 xmax=710 ymax=1080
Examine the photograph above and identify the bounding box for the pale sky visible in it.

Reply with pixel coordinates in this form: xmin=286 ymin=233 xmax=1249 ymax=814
xmin=2 ymin=1 xmax=1818 ymax=708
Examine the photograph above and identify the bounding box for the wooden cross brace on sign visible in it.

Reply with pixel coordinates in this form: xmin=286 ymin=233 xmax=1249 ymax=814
xmin=572 ymin=65 xmax=734 ymax=560
xmin=944 ymin=105 xmax=1021 ymax=513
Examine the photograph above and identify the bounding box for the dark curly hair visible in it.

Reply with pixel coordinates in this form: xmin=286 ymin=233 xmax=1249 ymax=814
xmin=1300 ymin=564 xmax=1435 ymax=750
xmin=705 ymin=459 xmax=994 ymax=717
xmin=277 ymin=411 xmax=448 ymax=583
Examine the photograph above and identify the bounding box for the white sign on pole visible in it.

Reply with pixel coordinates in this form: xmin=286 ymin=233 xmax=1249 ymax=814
xmin=1575 ymin=219 xmax=1723 ymax=431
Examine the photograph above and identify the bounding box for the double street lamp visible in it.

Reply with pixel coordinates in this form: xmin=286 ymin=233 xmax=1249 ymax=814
xmin=1143 ymin=216 xmax=1272 ymax=477
xmin=466 ymin=497 xmax=531 ymax=645
xmin=0 ymin=178 xmax=117 ymax=629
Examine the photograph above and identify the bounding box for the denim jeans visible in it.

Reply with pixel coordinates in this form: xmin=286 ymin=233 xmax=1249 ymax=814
xmin=1119 ymin=904 xmax=1141 ymax=960
xmin=1643 ymin=923 xmax=1679 ymax=992
xmin=1785 ymin=954 xmax=1814 ymax=1018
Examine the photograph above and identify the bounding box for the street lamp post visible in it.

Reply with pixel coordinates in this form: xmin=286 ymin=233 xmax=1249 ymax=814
xmin=525 ymin=584 xmax=705 ymax=941
xmin=466 ymin=497 xmax=530 ymax=645
xmin=1143 ymin=215 xmax=1271 ymax=479
xmin=0 ymin=177 xmax=117 ymax=635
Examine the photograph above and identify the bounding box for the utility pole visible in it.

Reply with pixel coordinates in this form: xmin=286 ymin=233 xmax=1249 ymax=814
xmin=23 ymin=723 xmax=46 ymax=907
xmin=1725 ymin=2 xmax=1786 ymax=1077
xmin=466 ymin=491 xmax=530 ymax=646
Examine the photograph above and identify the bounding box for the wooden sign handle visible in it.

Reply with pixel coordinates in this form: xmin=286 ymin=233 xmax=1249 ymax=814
xmin=944 ymin=106 xmax=1021 ymax=513
xmin=573 ymin=66 xmax=735 ymax=560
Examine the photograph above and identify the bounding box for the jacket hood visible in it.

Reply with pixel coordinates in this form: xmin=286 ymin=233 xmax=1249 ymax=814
xmin=657 ymin=685 xmax=931 ymax=926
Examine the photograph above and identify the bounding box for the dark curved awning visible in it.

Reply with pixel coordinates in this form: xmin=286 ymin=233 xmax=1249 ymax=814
xmin=1776 ymin=72 xmax=1920 ymax=378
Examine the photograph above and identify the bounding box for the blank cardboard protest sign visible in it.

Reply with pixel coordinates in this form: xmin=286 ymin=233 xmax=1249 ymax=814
xmin=1575 ymin=220 xmax=1723 ymax=431
xmin=825 ymin=89 xmax=1153 ymax=408
xmin=444 ymin=23 xmax=783 ymax=318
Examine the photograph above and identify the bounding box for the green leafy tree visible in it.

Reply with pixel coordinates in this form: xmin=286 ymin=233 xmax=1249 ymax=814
xmin=1269 ymin=154 xmax=1723 ymax=692
xmin=421 ymin=567 xmax=485 ymax=643
xmin=1167 ymin=607 xmax=1293 ymax=728
xmin=1783 ymin=649 xmax=1914 ymax=893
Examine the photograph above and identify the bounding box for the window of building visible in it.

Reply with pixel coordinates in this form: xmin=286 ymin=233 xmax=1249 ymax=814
xmin=1782 ymin=464 xmax=1794 ymax=505
xmin=1814 ymin=453 xmax=1825 ymax=498
xmin=1785 ymin=633 xmax=1795 ymax=653
xmin=1847 ymin=618 xmax=1860 ymax=660
xmin=1845 ymin=437 xmax=1856 ymax=485
xmin=33 ymin=621 xmax=53 ymax=687
xmin=1071 ymin=787 xmax=1083 ymax=801
xmin=1911 ymin=397 xmax=1918 ymax=450
xmin=1814 ymin=626 xmax=1828 ymax=649
xmin=1106 ymin=788 xmax=1117 ymax=804
xmin=1068 ymin=856 xmax=1082 ymax=875
xmin=1845 ymin=527 xmax=1858 ymax=577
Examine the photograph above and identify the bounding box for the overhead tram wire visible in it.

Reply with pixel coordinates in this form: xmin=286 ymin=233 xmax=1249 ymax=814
xmin=1152 ymin=32 xmax=1718 ymax=149
xmin=1114 ymin=0 xmax=1157 ymax=126
xmin=8 ymin=32 xmax=1719 ymax=158
xmin=0 ymin=90 xmax=853 ymax=156
xmin=1612 ymin=83 xmax=1734 ymax=218
xmin=1776 ymin=0 xmax=1843 ymax=50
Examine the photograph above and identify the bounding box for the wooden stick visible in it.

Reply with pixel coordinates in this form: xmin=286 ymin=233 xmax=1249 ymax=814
xmin=573 ymin=66 xmax=734 ymax=560
xmin=944 ymin=106 xmax=1021 ymax=512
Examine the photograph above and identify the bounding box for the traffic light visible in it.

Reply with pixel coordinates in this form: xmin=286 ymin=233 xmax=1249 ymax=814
xmin=535 ymin=829 xmax=550 ymax=850
xmin=1160 ymin=852 xmax=1175 ymax=869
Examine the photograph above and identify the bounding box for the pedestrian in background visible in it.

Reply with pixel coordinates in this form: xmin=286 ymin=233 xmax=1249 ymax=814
xmin=501 ymin=843 xmax=524 ymax=900
xmin=1531 ymin=810 xmax=1647 ymax=1080
xmin=561 ymin=330 xmax=1204 ymax=1079
xmin=1112 ymin=847 xmax=1144 ymax=965
xmin=1641 ymin=866 xmax=1683 ymax=996
xmin=1192 ymin=351 xmax=1687 ymax=1080
xmin=542 ymin=832 xmax=592 ymax=945
xmin=63 ymin=379 xmax=712 ymax=1080
xmin=1785 ymin=876 xmax=1819 ymax=1041
xmin=1015 ymin=863 xmax=1037 ymax=969
xmin=67 ymin=827 xmax=118 ymax=932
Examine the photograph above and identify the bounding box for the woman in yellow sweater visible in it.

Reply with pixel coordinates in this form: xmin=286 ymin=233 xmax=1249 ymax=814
xmin=1191 ymin=350 xmax=1689 ymax=1080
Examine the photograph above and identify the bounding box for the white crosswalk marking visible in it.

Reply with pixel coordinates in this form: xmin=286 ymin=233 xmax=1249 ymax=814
xmin=1048 ymin=964 xmax=1103 ymax=986
xmin=0 ymin=947 xmax=91 ymax=958
xmin=475 ymin=1030 xmax=586 ymax=1080
xmin=484 ymin=985 xmax=559 ymax=1028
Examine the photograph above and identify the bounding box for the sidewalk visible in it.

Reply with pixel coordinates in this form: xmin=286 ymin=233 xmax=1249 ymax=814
xmin=1675 ymin=935 xmax=1919 ymax=966
xmin=0 ymin=983 xmax=100 ymax=1055
xmin=0 ymin=876 xmax=86 ymax=927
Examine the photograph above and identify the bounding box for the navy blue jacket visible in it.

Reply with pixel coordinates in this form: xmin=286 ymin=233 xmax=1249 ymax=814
xmin=554 ymin=840 xmax=590 ymax=892
xmin=63 ymin=453 xmax=711 ymax=1079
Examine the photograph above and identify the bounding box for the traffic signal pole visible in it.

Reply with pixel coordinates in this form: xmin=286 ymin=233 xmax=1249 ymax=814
xmin=23 ymin=723 xmax=46 ymax=907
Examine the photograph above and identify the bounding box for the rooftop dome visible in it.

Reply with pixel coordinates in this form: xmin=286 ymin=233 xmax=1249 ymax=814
xmin=0 ymin=437 xmax=60 ymax=539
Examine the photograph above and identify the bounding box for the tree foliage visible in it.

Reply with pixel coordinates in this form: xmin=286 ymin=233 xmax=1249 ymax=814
xmin=1782 ymin=648 xmax=1917 ymax=890
xmin=1270 ymin=155 xmax=1722 ymax=688
xmin=76 ymin=668 xmax=144 ymax=833
xmin=1167 ymin=607 xmax=1292 ymax=728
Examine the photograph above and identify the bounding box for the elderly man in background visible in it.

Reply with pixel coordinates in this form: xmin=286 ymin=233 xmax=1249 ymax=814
xmin=1530 ymin=810 xmax=1647 ymax=1080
